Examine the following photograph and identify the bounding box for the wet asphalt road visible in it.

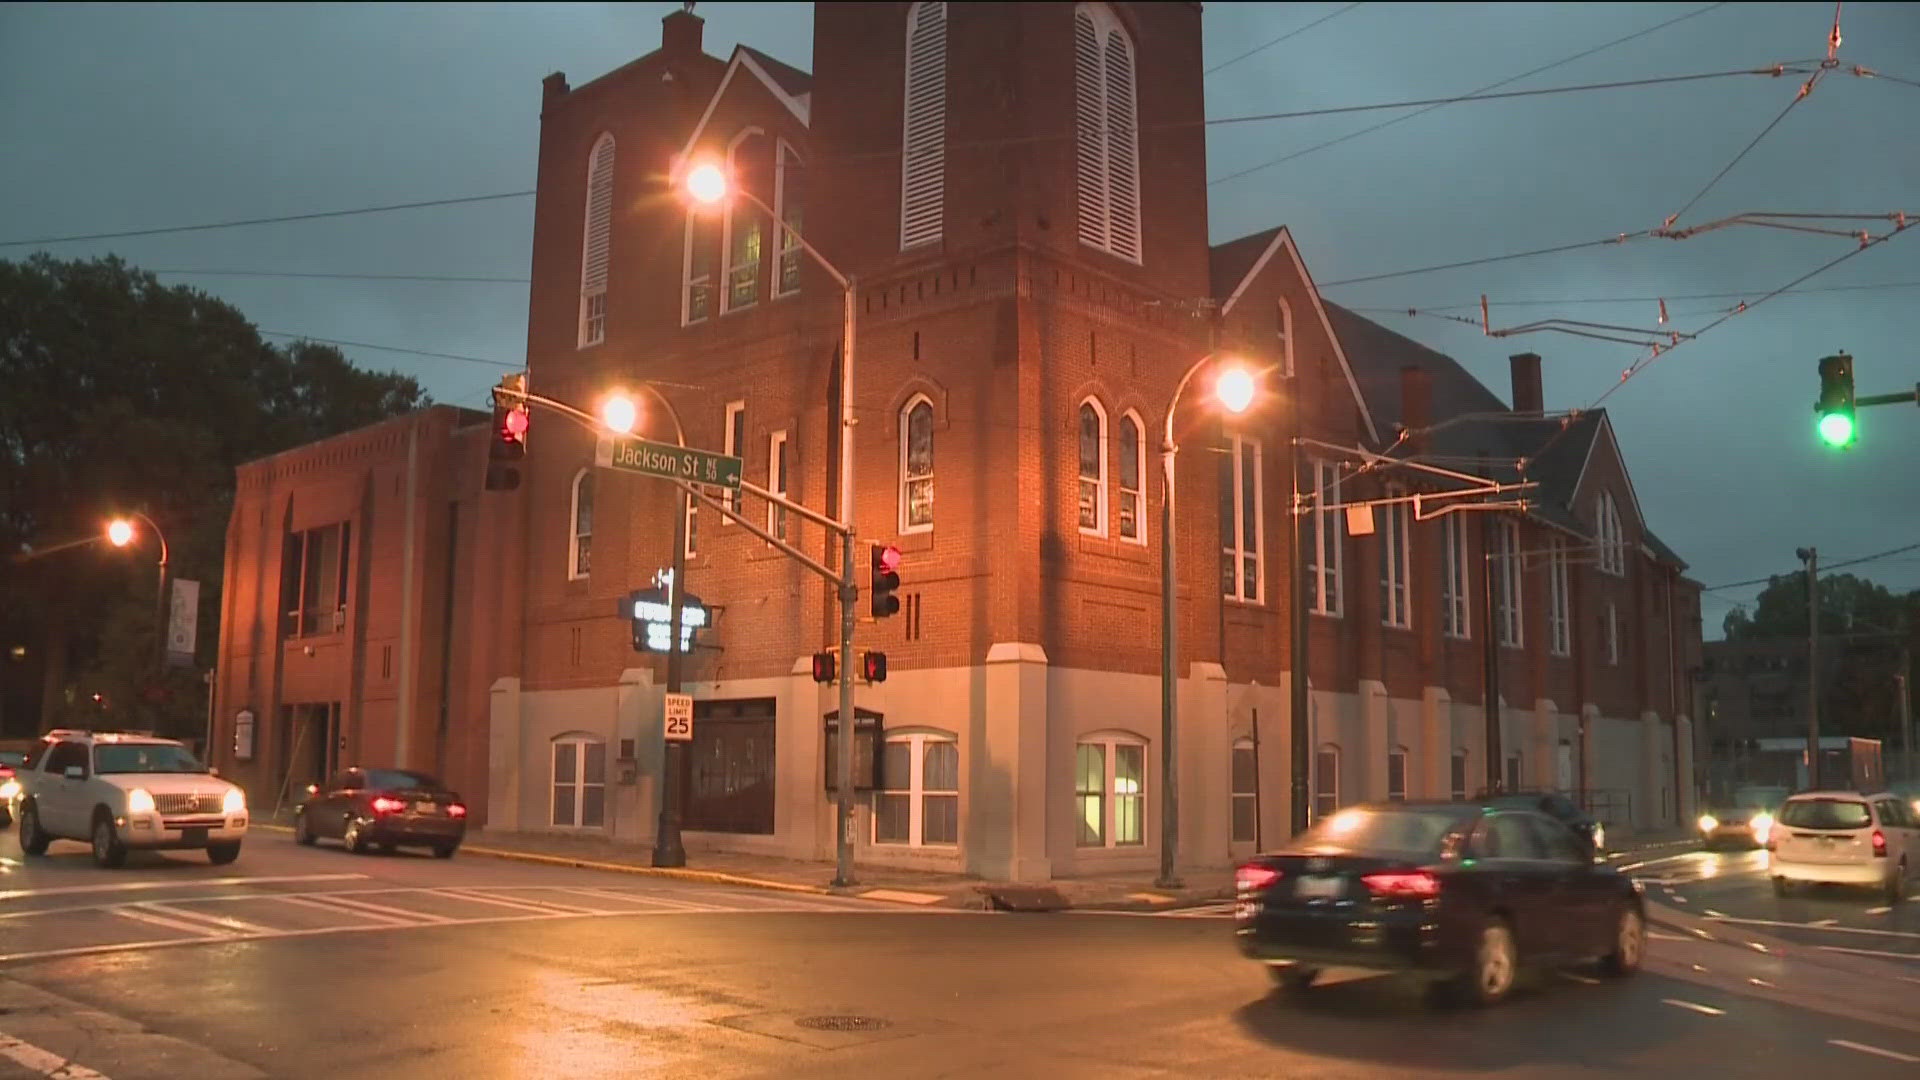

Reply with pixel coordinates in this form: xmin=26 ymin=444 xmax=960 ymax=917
xmin=0 ymin=832 xmax=1918 ymax=1078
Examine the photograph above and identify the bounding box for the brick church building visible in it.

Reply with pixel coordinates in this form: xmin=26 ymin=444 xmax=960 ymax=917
xmin=210 ymin=2 xmax=1703 ymax=881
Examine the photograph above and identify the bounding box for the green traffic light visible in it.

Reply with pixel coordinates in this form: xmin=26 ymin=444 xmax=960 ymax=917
xmin=1817 ymin=411 xmax=1855 ymax=447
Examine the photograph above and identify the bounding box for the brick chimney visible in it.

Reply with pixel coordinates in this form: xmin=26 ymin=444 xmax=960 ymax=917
xmin=1400 ymin=364 xmax=1431 ymax=446
xmin=542 ymin=72 xmax=569 ymax=103
xmin=1509 ymin=352 xmax=1543 ymax=415
xmin=662 ymin=7 xmax=705 ymax=58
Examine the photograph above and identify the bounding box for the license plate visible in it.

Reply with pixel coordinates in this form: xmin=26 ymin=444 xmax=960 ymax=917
xmin=180 ymin=826 xmax=209 ymax=844
xmin=1295 ymin=875 xmax=1344 ymax=899
xmin=413 ymin=802 xmax=435 ymax=814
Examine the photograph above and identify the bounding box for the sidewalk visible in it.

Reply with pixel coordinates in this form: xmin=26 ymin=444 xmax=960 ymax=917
xmin=458 ymin=828 xmax=1235 ymax=912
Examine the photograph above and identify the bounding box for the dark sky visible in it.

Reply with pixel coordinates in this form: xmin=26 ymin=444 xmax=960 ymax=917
xmin=3 ymin=2 xmax=1917 ymax=631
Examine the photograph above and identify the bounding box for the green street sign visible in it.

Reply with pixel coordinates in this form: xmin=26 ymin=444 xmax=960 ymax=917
xmin=596 ymin=435 xmax=742 ymax=490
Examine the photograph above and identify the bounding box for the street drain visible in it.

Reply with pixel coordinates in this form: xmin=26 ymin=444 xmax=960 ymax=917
xmin=795 ymin=1015 xmax=891 ymax=1032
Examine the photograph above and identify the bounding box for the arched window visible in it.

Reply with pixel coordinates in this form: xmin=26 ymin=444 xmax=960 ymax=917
xmin=1275 ymin=299 xmax=1294 ymax=377
xmin=1077 ymin=399 xmax=1108 ymax=536
xmin=901 ymin=396 xmax=935 ymax=532
xmin=551 ymin=733 xmax=606 ymax=828
xmin=1076 ymin=731 xmax=1146 ymax=847
xmin=722 ymin=129 xmax=768 ymax=313
xmin=568 ymin=468 xmax=593 ymax=580
xmin=874 ymin=729 xmax=959 ymax=847
xmin=1117 ymin=411 xmax=1145 ymax=543
xmin=1313 ymin=743 xmax=1340 ymax=821
xmin=900 ymin=1 xmax=947 ymax=249
xmin=774 ymin=140 xmax=806 ymax=296
xmin=1231 ymin=737 xmax=1257 ymax=843
xmin=579 ymin=133 xmax=615 ymax=346
xmin=1596 ymin=491 xmax=1624 ymax=576
xmin=1072 ymin=3 xmax=1141 ymax=262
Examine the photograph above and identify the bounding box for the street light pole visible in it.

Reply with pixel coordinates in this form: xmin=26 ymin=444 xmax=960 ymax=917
xmin=109 ymin=511 xmax=170 ymax=675
xmin=1288 ymin=432 xmax=1310 ymax=837
xmin=1799 ymin=546 xmax=1820 ymax=789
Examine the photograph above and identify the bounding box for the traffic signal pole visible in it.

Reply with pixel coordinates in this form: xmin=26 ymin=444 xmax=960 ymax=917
xmin=1800 ymin=547 xmax=1820 ymax=789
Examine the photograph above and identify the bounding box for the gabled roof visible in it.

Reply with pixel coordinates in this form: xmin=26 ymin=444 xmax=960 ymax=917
xmin=740 ymin=46 xmax=812 ymax=98
xmin=676 ymin=45 xmax=813 ymax=165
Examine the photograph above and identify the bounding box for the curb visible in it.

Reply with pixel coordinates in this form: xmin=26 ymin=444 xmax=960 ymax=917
xmin=256 ymin=824 xmax=829 ymax=897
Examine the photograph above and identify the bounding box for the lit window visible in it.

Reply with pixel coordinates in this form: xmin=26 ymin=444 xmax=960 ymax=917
xmin=1117 ymin=412 xmax=1145 ymax=543
xmin=1441 ymin=514 xmax=1469 ymax=638
xmin=774 ymin=142 xmax=805 ymax=297
xmin=1075 ymin=736 xmax=1145 ymax=847
xmin=901 ymin=396 xmax=934 ymax=532
xmin=579 ymin=134 xmax=614 ymax=347
xmin=568 ymin=469 xmax=592 ymax=580
xmin=722 ymin=130 xmax=766 ymax=312
xmin=279 ymin=521 xmax=351 ymax=638
xmin=1313 ymin=744 xmax=1340 ymax=821
xmin=1219 ymin=434 xmax=1263 ymax=602
xmin=1307 ymin=459 xmax=1341 ymax=615
xmin=1379 ymin=494 xmax=1410 ymax=628
xmin=1072 ymin=3 xmax=1142 ymax=262
xmin=874 ymin=733 xmax=959 ymax=847
xmin=1077 ymin=399 xmax=1108 ymax=536
xmin=551 ymin=736 xmax=606 ymax=828
xmin=682 ymin=210 xmax=715 ymax=324
xmin=1548 ymin=537 xmax=1571 ymax=656
xmin=900 ymin=2 xmax=947 ymax=249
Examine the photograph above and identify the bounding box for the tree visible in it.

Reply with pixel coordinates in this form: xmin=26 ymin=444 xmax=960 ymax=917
xmin=0 ymin=254 xmax=427 ymax=738
xmin=1722 ymin=572 xmax=1912 ymax=642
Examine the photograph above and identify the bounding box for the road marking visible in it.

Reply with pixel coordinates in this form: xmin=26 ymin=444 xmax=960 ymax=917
xmin=434 ymin=888 xmax=603 ymax=916
xmin=1706 ymin=915 xmax=1920 ymax=941
xmin=111 ymin=906 xmax=233 ymax=938
xmin=1747 ymin=977 xmax=1775 ymax=988
xmin=1811 ymin=918 xmax=1840 ymax=927
xmin=0 ymin=1033 xmax=110 ymax=1079
xmin=1559 ymin=972 xmax=1601 ymax=985
xmin=555 ymin=888 xmax=730 ymax=912
xmin=1126 ymin=892 xmax=1174 ymax=904
xmin=1866 ymin=906 xmax=1892 ymax=915
xmin=139 ymin=901 xmax=277 ymax=936
xmin=1661 ymin=998 xmax=1726 ymax=1016
xmin=1828 ymin=1039 xmax=1920 ymax=1064
xmin=284 ymin=891 xmax=456 ymax=924
xmin=1667 ymin=894 xmax=1689 ymax=904
xmin=1649 ymin=931 xmax=1690 ymax=941
xmin=0 ymin=873 xmax=365 ymax=902
xmin=859 ymin=889 xmax=947 ymax=906
xmin=1817 ymin=944 xmax=1920 ymax=962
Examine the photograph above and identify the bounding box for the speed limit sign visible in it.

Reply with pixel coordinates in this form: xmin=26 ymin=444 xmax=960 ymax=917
xmin=663 ymin=693 xmax=694 ymax=742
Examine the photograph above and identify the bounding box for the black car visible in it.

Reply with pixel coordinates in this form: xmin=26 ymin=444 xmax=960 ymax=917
xmin=294 ymin=767 xmax=467 ymax=857
xmin=1235 ymin=802 xmax=1645 ymax=1006
xmin=1478 ymin=790 xmax=1605 ymax=854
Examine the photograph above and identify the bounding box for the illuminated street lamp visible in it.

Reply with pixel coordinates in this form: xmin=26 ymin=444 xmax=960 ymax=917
xmin=106 ymin=512 xmax=170 ymax=674
xmin=1157 ymin=355 xmax=1261 ymax=887
xmin=684 ymin=161 xmax=728 ymax=207
xmin=599 ymin=391 xmax=640 ymax=437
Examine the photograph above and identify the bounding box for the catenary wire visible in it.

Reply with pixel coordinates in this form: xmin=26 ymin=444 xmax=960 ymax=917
xmin=1703 ymin=541 xmax=1920 ymax=592
xmin=1211 ymin=1 xmax=1731 ymax=187
xmin=0 ymin=191 xmax=535 ymax=249
xmin=1206 ymin=2 xmax=1366 ymax=77
xmin=153 ymin=268 xmax=530 ymax=285
xmin=1346 ymin=279 xmax=1920 ymax=313
xmin=1662 ymin=88 xmax=1816 ymax=229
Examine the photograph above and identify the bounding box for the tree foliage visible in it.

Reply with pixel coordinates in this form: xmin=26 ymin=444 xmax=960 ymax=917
xmin=0 ymin=254 xmax=427 ymax=738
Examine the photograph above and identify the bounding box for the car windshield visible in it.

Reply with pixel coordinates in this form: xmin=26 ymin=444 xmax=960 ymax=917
xmin=0 ymin=751 xmax=24 ymax=767
xmin=364 ymin=769 xmax=442 ymax=791
xmin=1779 ymin=798 xmax=1871 ymax=830
xmin=93 ymin=743 xmax=207 ymax=775
xmin=1734 ymin=787 xmax=1788 ymax=810
xmin=1286 ymin=807 xmax=1473 ymax=860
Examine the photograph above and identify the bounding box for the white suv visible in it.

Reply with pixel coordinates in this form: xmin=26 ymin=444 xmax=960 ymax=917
xmin=16 ymin=731 xmax=248 ymax=868
xmin=1769 ymin=790 xmax=1919 ymax=904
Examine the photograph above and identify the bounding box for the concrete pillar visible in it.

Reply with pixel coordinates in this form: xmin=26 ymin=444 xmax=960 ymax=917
xmin=615 ymin=668 xmax=657 ymax=848
xmin=1533 ymin=699 xmax=1556 ymax=791
xmin=979 ymin=642 xmax=1050 ymax=883
xmin=1422 ymin=687 xmax=1451 ymax=798
xmin=1361 ymin=680 xmax=1390 ymax=800
xmin=1641 ymin=710 xmax=1664 ymax=830
xmin=1182 ymin=662 xmax=1228 ymax=869
xmin=1675 ymin=712 xmax=1696 ymax=821
xmin=486 ymin=676 xmax=522 ymax=831
xmin=780 ymin=657 xmax=821 ymax=860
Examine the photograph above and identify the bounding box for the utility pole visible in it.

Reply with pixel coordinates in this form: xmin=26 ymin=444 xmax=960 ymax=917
xmin=1898 ymin=640 xmax=1913 ymax=785
xmin=651 ymin=494 xmax=690 ymax=868
xmin=1481 ymin=515 xmax=1504 ymax=792
xmin=1798 ymin=547 xmax=1820 ymax=789
xmin=1288 ymin=432 xmax=1311 ymax=837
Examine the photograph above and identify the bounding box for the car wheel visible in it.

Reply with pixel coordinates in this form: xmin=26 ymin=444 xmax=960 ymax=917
xmin=1886 ymin=861 xmax=1906 ymax=905
xmin=17 ymin=803 xmax=50 ymax=856
xmin=294 ymin=814 xmax=316 ymax=846
xmin=207 ymin=841 xmax=242 ymax=866
xmin=1454 ymin=918 xmax=1518 ymax=1007
xmin=1599 ymin=904 xmax=1645 ymax=977
xmin=431 ymin=842 xmax=459 ymax=860
xmin=91 ymin=814 xmax=127 ymax=869
xmin=1266 ymin=965 xmax=1319 ymax=997
xmin=341 ymin=819 xmax=367 ymax=854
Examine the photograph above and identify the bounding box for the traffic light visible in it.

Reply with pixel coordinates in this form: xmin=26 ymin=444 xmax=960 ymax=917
xmin=487 ymin=375 xmax=529 ymax=491
xmin=870 ymin=543 xmax=901 ymax=618
xmin=861 ymin=650 xmax=888 ymax=684
xmin=1815 ymin=352 xmax=1856 ymax=448
xmin=810 ymin=650 xmax=837 ymax=684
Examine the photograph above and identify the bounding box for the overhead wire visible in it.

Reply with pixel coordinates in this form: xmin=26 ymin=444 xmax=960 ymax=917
xmin=1660 ymin=89 xmax=1822 ymax=230
xmin=259 ymin=330 xmax=520 ymax=370
xmin=1206 ymin=2 xmax=1366 ymax=77
xmin=1347 ymin=278 xmax=1920 ymax=313
xmin=1703 ymin=541 xmax=1920 ymax=592
xmin=1210 ymin=1 xmax=1731 ymax=187
xmin=0 ymin=191 xmax=534 ymax=249
xmin=152 ymin=268 xmax=529 ymax=285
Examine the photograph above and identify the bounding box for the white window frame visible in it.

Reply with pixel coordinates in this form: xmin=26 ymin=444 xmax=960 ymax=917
xmin=1548 ymin=536 xmax=1571 ymax=656
xmin=550 ymin=735 xmax=606 ymax=829
xmin=899 ymin=1 xmax=947 ymax=250
xmin=1231 ymin=737 xmax=1257 ymax=844
xmin=873 ymin=730 xmax=959 ymax=848
xmin=1441 ymin=513 xmax=1470 ymax=638
xmin=720 ymin=128 xmax=765 ymax=314
xmin=1387 ymin=746 xmax=1409 ymax=802
xmin=1597 ymin=492 xmax=1624 ymax=576
xmin=1276 ymin=298 xmax=1295 ymax=377
xmin=567 ymin=468 xmax=592 ymax=580
xmin=1313 ymin=743 xmax=1341 ymax=822
xmin=578 ymin=133 xmax=615 ymax=348
xmin=901 ymin=395 xmax=935 ymax=534
xmin=1117 ymin=411 xmax=1146 ymax=544
xmin=1308 ymin=459 xmax=1341 ymax=616
xmin=683 ymin=488 xmax=698 ymax=558
xmin=722 ymin=400 xmax=745 ymax=520
xmin=1075 ymin=733 xmax=1146 ymax=848
xmin=773 ymin=140 xmax=804 ymax=298
xmin=1077 ymin=398 xmax=1108 ymax=537
xmin=1495 ymin=519 xmax=1523 ymax=648
xmin=681 ymin=210 xmax=715 ymax=326
xmin=767 ymin=429 xmax=789 ymax=543
xmin=1222 ymin=434 xmax=1264 ymax=603
xmin=1071 ymin=2 xmax=1142 ymax=263
xmin=1606 ymin=601 xmax=1620 ymax=666
xmin=1380 ymin=492 xmax=1411 ymax=629
xmin=1450 ymin=749 xmax=1469 ymax=800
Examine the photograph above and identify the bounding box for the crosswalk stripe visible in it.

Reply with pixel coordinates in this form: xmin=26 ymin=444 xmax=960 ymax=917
xmin=112 ymin=906 xmax=232 ymax=938
xmin=275 ymin=892 xmax=451 ymax=925
xmin=554 ymin=887 xmax=731 ymax=912
xmin=137 ymin=902 xmax=276 ymax=936
xmin=434 ymin=889 xmax=600 ymax=916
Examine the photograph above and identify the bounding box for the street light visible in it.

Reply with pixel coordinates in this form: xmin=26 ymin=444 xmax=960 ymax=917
xmin=106 ymin=512 xmax=170 ymax=674
xmin=1158 ymin=354 xmax=1259 ymax=888
xmin=599 ymin=391 xmax=639 ymax=437
xmin=678 ymin=152 xmax=865 ymax=887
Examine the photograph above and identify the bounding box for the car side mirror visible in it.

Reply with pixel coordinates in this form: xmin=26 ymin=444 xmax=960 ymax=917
xmin=63 ymin=765 xmax=86 ymax=780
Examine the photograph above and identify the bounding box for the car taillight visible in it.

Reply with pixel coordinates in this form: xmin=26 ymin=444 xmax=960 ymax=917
xmin=1361 ymin=871 xmax=1441 ymax=899
xmin=1872 ymin=829 xmax=1888 ymax=857
xmin=0 ymin=766 xmax=12 ymax=779
xmin=371 ymin=796 xmax=407 ymax=814
xmin=1235 ymin=863 xmax=1281 ymax=893
xmin=447 ymin=803 xmax=467 ymax=818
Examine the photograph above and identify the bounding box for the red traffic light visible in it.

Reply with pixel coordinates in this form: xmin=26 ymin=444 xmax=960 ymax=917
xmin=875 ymin=544 xmax=901 ymax=575
xmin=862 ymin=650 xmax=888 ymax=684
xmin=810 ymin=651 xmax=837 ymax=684
xmin=504 ymin=406 xmax=529 ymax=439
xmin=870 ymin=543 xmax=901 ymax=619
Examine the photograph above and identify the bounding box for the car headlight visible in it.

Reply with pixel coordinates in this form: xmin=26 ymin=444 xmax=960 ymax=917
xmin=1751 ymin=812 xmax=1773 ymax=832
xmin=223 ymin=788 xmax=246 ymax=814
xmin=0 ymin=780 xmax=18 ymax=801
xmin=128 ymin=788 xmax=155 ymax=814
xmin=1698 ymin=814 xmax=1718 ymax=833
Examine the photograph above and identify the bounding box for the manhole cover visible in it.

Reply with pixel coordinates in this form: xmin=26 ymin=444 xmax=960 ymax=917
xmin=794 ymin=1015 xmax=891 ymax=1032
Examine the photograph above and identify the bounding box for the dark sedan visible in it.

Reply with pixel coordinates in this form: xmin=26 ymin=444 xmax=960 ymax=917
xmin=1235 ymin=802 xmax=1645 ymax=1007
xmin=1477 ymin=790 xmax=1605 ymax=854
xmin=294 ymin=767 xmax=467 ymax=857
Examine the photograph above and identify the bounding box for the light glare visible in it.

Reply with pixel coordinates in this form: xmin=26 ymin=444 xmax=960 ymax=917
xmin=686 ymin=162 xmax=728 ymax=205
xmin=1817 ymin=411 xmax=1854 ymax=447
xmin=601 ymin=393 xmax=639 ymax=435
xmin=106 ymin=519 xmax=135 ymax=547
xmin=1215 ymin=367 xmax=1257 ymax=414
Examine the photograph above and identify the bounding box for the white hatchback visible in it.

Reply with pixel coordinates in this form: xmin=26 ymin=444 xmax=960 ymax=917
xmin=1768 ymin=790 xmax=1920 ymax=903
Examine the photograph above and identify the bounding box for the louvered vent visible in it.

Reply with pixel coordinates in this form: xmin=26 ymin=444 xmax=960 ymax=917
xmin=579 ymin=133 xmax=615 ymax=346
xmin=899 ymin=2 xmax=947 ymax=250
